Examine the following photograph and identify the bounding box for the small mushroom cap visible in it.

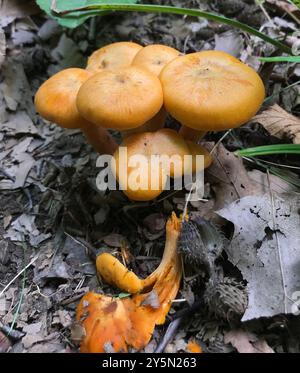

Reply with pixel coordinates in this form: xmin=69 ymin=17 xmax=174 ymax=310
xmin=77 ymin=66 xmax=164 ymax=130
xmin=160 ymin=51 xmax=265 ymax=131
xmin=185 ymin=141 xmax=213 ymax=174
xmin=86 ymin=42 xmax=143 ymax=74
xmin=132 ymin=44 xmax=181 ymax=76
xmin=112 ymin=129 xmax=212 ymax=201
xmin=35 ymin=68 xmax=91 ymax=129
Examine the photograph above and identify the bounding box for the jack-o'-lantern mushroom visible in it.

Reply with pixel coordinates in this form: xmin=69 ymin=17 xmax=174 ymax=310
xmin=34 ymin=68 xmax=118 ymax=155
xmin=111 ymin=129 xmax=212 ymax=201
xmin=76 ymin=213 xmax=182 ymax=353
xmin=160 ymin=51 xmax=265 ymax=142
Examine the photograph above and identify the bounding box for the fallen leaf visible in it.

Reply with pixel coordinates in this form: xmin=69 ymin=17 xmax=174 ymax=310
xmin=0 ymin=27 xmax=5 ymax=67
xmin=224 ymin=329 xmax=274 ymax=353
xmin=266 ymin=0 xmax=300 ymax=14
xmin=103 ymin=233 xmax=127 ymax=248
xmin=0 ymin=331 xmax=11 ymax=353
xmin=248 ymin=169 xmax=300 ymax=194
xmin=215 ymin=30 xmax=244 ymax=57
xmin=0 ymin=0 xmax=39 ymax=28
xmin=204 ymin=143 xmax=262 ymax=213
xmin=252 ymin=104 xmax=300 ymax=144
xmin=218 ymin=194 xmax=300 ymax=321
xmin=2 ymin=111 xmax=38 ymax=135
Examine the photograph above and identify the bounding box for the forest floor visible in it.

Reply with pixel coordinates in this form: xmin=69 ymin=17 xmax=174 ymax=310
xmin=0 ymin=0 xmax=300 ymax=353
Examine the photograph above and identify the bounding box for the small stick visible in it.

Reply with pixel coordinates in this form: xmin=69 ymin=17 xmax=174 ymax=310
xmin=0 ymin=255 xmax=39 ymax=297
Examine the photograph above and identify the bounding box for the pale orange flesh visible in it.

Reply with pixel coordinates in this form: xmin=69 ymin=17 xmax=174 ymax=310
xmin=76 ymin=213 xmax=182 ymax=353
xmin=86 ymin=42 xmax=143 ymax=74
xmin=160 ymin=50 xmax=266 ymax=132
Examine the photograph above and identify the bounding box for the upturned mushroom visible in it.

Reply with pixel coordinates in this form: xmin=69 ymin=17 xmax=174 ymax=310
xmin=34 ymin=68 xmax=118 ymax=155
xmin=76 ymin=66 xmax=164 ymax=131
xmin=112 ymin=129 xmax=212 ymax=201
xmin=76 ymin=213 xmax=182 ymax=353
xmin=86 ymin=41 xmax=143 ymax=74
xmin=160 ymin=50 xmax=265 ymax=141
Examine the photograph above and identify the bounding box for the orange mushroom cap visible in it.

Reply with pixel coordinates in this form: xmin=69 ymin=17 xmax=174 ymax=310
xmin=86 ymin=41 xmax=143 ymax=74
xmin=76 ymin=66 xmax=164 ymax=131
xmin=112 ymin=129 xmax=212 ymax=201
xmin=132 ymin=44 xmax=181 ymax=76
xmin=35 ymin=68 xmax=92 ymax=129
xmin=160 ymin=51 xmax=265 ymax=131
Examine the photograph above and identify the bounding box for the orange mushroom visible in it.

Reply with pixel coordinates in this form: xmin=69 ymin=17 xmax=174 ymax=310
xmin=132 ymin=44 xmax=181 ymax=77
xmin=76 ymin=213 xmax=182 ymax=353
xmin=34 ymin=68 xmax=118 ymax=155
xmin=129 ymin=44 xmax=181 ymax=135
xmin=76 ymin=66 xmax=164 ymax=131
xmin=160 ymin=50 xmax=265 ymax=141
xmin=111 ymin=129 xmax=212 ymax=201
xmin=86 ymin=41 xmax=143 ymax=74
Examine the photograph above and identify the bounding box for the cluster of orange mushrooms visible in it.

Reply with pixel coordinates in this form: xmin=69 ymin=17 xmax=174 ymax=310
xmin=35 ymin=42 xmax=265 ymax=353
xmin=35 ymin=41 xmax=265 ymax=202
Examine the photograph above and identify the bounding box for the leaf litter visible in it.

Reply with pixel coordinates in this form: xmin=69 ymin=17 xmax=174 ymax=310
xmin=0 ymin=0 xmax=299 ymax=354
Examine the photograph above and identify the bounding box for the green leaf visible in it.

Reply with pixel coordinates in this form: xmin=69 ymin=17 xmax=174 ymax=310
xmin=116 ymin=292 xmax=131 ymax=299
xmin=36 ymin=0 xmax=138 ymax=28
xmin=259 ymin=56 xmax=300 ymax=63
xmin=35 ymin=1 xmax=291 ymax=53
xmin=236 ymin=144 xmax=300 ymax=157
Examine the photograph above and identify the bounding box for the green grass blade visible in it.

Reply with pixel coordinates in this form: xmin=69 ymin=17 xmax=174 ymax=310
xmin=48 ymin=2 xmax=291 ymax=53
xmin=236 ymin=144 xmax=300 ymax=157
xmin=259 ymin=56 xmax=300 ymax=63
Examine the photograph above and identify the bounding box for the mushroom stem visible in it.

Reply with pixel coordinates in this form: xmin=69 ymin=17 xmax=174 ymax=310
xmin=96 ymin=212 xmax=182 ymax=294
xmin=76 ymin=213 xmax=183 ymax=353
xmin=179 ymin=125 xmax=206 ymax=142
xmin=82 ymin=122 xmax=118 ymax=155
xmin=122 ymin=108 xmax=166 ymax=138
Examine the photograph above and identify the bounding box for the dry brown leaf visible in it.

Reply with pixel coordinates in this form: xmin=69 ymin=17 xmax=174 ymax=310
xmin=252 ymin=104 xmax=300 ymax=144
xmin=266 ymin=0 xmax=300 ymax=14
xmin=224 ymin=330 xmax=274 ymax=353
xmin=204 ymin=143 xmax=262 ymax=212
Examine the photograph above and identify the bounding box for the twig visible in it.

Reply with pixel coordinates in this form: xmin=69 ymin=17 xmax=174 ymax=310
xmin=0 ymin=255 xmax=39 ymax=297
xmin=64 ymin=233 xmax=98 ymax=260
xmin=209 ymin=130 xmax=232 ymax=155
xmin=155 ymin=317 xmax=182 ymax=353
xmin=155 ymin=300 xmax=203 ymax=352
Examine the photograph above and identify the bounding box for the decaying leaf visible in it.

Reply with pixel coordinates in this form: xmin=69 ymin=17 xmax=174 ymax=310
xmin=224 ymin=329 xmax=274 ymax=353
xmin=0 ymin=331 xmax=11 ymax=353
xmin=0 ymin=0 xmax=39 ymax=28
xmin=0 ymin=27 xmax=5 ymax=67
xmin=252 ymin=104 xmax=300 ymax=144
xmin=218 ymin=194 xmax=300 ymax=321
xmin=214 ymin=30 xmax=244 ymax=58
xmin=266 ymin=0 xmax=300 ymax=14
xmin=203 ymin=143 xmax=261 ymax=214
xmin=76 ymin=213 xmax=182 ymax=353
